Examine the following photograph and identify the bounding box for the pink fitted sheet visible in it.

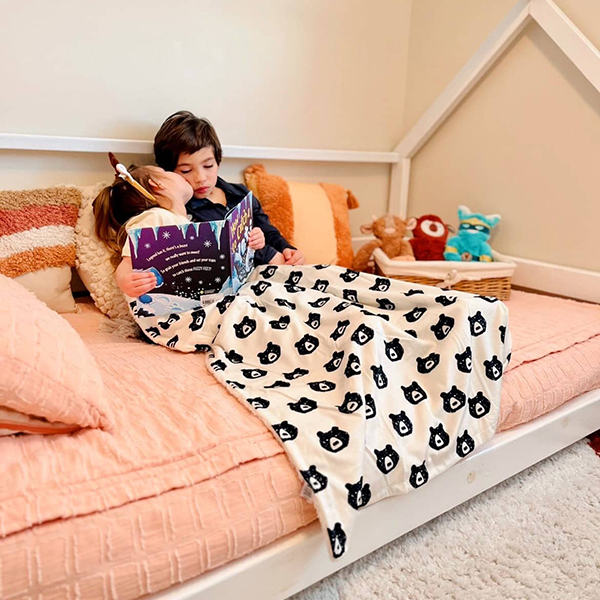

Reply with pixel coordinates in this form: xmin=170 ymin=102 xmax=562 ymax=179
xmin=1 ymin=291 xmax=599 ymax=599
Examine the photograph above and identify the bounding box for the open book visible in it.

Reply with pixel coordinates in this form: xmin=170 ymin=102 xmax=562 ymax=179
xmin=128 ymin=192 xmax=254 ymax=315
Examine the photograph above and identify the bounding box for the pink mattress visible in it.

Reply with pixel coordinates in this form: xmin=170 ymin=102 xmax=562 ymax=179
xmin=1 ymin=291 xmax=599 ymax=600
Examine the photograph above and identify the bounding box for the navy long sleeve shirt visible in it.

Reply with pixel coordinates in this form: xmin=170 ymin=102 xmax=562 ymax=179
xmin=186 ymin=177 xmax=293 ymax=265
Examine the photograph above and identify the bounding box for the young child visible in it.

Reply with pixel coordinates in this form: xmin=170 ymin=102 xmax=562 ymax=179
xmin=154 ymin=111 xmax=305 ymax=267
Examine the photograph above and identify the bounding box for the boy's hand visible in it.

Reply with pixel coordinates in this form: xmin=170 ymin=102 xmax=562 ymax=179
xmin=249 ymin=227 xmax=265 ymax=250
xmin=269 ymin=252 xmax=286 ymax=265
xmin=120 ymin=271 xmax=157 ymax=298
xmin=283 ymin=248 xmax=306 ymax=265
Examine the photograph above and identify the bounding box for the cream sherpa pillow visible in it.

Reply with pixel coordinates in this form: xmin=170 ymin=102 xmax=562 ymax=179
xmin=74 ymin=182 xmax=134 ymax=324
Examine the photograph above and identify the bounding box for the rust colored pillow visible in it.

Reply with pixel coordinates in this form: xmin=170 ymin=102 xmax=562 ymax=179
xmin=244 ymin=164 xmax=359 ymax=268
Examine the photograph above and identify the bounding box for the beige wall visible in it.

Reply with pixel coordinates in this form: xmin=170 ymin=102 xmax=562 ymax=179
xmin=404 ymin=0 xmax=600 ymax=272
xmin=0 ymin=0 xmax=412 ymax=234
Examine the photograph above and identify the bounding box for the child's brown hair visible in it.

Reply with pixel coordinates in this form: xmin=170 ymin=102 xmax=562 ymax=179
xmin=93 ymin=166 xmax=159 ymax=264
xmin=154 ymin=111 xmax=222 ymax=171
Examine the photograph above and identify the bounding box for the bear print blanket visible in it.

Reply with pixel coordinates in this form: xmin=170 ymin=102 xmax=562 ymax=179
xmin=131 ymin=264 xmax=512 ymax=560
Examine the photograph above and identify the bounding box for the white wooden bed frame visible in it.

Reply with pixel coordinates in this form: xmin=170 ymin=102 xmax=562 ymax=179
xmin=1 ymin=1 xmax=599 ymax=597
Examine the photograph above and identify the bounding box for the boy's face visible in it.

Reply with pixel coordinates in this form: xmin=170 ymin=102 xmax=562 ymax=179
xmin=174 ymin=146 xmax=219 ymax=200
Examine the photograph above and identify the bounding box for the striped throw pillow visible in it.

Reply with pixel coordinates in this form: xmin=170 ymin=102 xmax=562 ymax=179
xmin=0 ymin=186 xmax=81 ymax=277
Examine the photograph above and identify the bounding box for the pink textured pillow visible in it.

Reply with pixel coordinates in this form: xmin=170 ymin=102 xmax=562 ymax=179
xmin=0 ymin=274 xmax=112 ymax=434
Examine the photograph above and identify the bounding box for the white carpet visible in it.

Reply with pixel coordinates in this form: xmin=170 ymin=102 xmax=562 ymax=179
xmin=292 ymin=440 xmax=600 ymax=600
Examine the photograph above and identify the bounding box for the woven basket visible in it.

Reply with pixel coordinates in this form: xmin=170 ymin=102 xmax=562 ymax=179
xmin=372 ymin=248 xmax=516 ymax=301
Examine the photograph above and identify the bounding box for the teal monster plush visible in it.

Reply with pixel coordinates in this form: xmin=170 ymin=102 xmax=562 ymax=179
xmin=444 ymin=205 xmax=501 ymax=262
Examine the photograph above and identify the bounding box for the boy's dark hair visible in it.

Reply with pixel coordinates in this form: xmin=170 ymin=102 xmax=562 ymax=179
xmin=154 ymin=111 xmax=222 ymax=171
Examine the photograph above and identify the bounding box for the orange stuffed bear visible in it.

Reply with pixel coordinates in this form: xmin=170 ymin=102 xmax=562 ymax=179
xmin=353 ymin=214 xmax=415 ymax=272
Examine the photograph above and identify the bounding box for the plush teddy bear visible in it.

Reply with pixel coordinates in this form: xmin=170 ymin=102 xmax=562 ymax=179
xmin=444 ymin=205 xmax=501 ymax=262
xmin=353 ymin=214 xmax=415 ymax=272
xmin=407 ymin=214 xmax=454 ymax=261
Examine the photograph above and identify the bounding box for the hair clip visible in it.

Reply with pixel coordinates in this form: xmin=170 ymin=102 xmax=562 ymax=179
xmin=108 ymin=152 xmax=157 ymax=202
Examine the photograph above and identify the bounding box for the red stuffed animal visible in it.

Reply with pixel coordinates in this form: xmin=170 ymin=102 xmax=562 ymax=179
xmin=407 ymin=214 xmax=454 ymax=261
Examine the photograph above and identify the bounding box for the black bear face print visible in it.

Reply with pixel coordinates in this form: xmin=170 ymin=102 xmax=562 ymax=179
xmin=300 ymin=465 xmax=328 ymax=493
xmin=284 ymin=284 xmax=304 ymax=294
xmin=468 ymin=392 xmax=491 ymax=419
xmin=365 ymin=394 xmax=376 ymax=419
xmin=404 ymin=289 xmax=424 ymax=296
xmin=167 ymin=335 xmax=179 ymax=348
xmin=342 ymin=289 xmax=359 ymax=303
xmin=476 ymin=295 xmax=498 ymax=303
xmin=324 ymin=351 xmax=345 ymax=372
xmin=338 ymin=392 xmax=363 ymax=414
xmin=376 ymin=298 xmax=396 ymax=311
xmin=283 ymin=367 xmax=310 ymax=380
xmin=456 ymin=430 xmax=476 ymax=457
xmin=484 ymin=355 xmax=503 ymax=381
xmin=260 ymin=265 xmax=278 ymax=278
xmin=295 ymin=334 xmax=319 ymax=355
xmin=416 ymin=352 xmax=440 ymax=374
xmin=288 ymin=397 xmax=318 ymax=413
xmin=234 ymin=316 xmax=257 ymax=339
xmin=251 ymin=281 xmax=271 ymax=296
xmin=226 ymin=380 xmax=246 ymax=390
xmin=361 ymin=309 xmax=390 ymax=321
xmin=404 ymin=307 xmax=427 ymax=323
xmin=216 ymin=295 xmax=235 ymax=314
xmin=389 ymin=411 xmax=413 ymax=437
xmin=273 ymin=421 xmax=298 ymax=442
xmin=285 ymin=271 xmax=303 ymax=285
xmin=189 ymin=308 xmax=206 ymax=331
xmin=506 ymin=352 xmax=512 ymax=365
xmin=441 ymin=385 xmax=466 ymax=413
xmin=430 ymin=314 xmax=455 ymax=341
xmin=195 ymin=344 xmax=211 ymax=353
xmin=317 ymin=426 xmax=350 ymax=453
xmin=401 ymin=381 xmax=427 ymax=405
xmin=344 ymin=353 xmax=361 ymax=377
xmin=369 ymin=277 xmax=391 ymax=292
xmin=351 ymin=324 xmax=375 ymax=346
xmin=210 ymin=360 xmax=227 ymax=372
xmin=225 ymin=349 xmax=244 ymax=363
xmin=275 ymin=298 xmax=296 ymax=310
xmin=385 ymin=338 xmax=404 ymax=362
xmin=305 ymin=313 xmax=321 ymax=330
xmin=468 ymin=311 xmax=487 ymax=336
xmin=314 ymin=264 xmax=330 ymax=270
xmin=309 ymin=297 xmax=330 ymax=309
xmin=241 ymin=368 xmax=267 ymax=380
xmin=428 ymin=424 xmax=450 ymax=451
xmin=333 ymin=301 xmax=350 ymax=313
xmin=409 ymin=462 xmax=429 ymax=489
xmin=340 ymin=269 xmax=360 ymax=283
xmin=330 ymin=319 xmax=351 ymax=341
xmin=257 ymin=342 xmax=281 ymax=365
xmin=455 ymin=347 xmax=472 ymax=373
xmin=371 ymin=365 xmax=388 ymax=389
xmin=328 ymin=523 xmax=347 ymax=559
xmin=270 ymin=315 xmax=291 ymax=330
xmin=374 ymin=444 xmax=400 ymax=474
xmin=346 ymin=477 xmax=371 ymax=510
xmin=309 ymin=380 xmax=337 ymax=392
xmin=264 ymin=380 xmax=291 ymax=389
xmin=134 ymin=307 xmax=154 ymax=318
xmin=435 ymin=295 xmax=457 ymax=306
xmin=158 ymin=313 xmax=180 ymax=330
xmin=247 ymin=397 xmax=270 ymax=410
xmin=129 ymin=301 xmax=137 ymax=309
xmin=499 ymin=325 xmax=507 ymax=344
xmin=145 ymin=326 xmax=160 ymax=338
xmin=313 ymin=279 xmax=330 ymax=293
xmin=249 ymin=302 xmax=266 ymax=313
xmin=405 ymin=329 xmax=418 ymax=338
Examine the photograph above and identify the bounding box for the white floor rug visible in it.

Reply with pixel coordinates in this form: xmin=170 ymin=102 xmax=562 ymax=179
xmin=292 ymin=439 xmax=600 ymax=600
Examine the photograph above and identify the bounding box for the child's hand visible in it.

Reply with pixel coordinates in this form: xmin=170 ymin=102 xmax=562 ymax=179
xmin=248 ymin=227 xmax=265 ymax=250
xmin=120 ymin=271 xmax=157 ymax=298
xmin=269 ymin=252 xmax=286 ymax=265
xmin=283 ymin=248 xmax=306 ymax=265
